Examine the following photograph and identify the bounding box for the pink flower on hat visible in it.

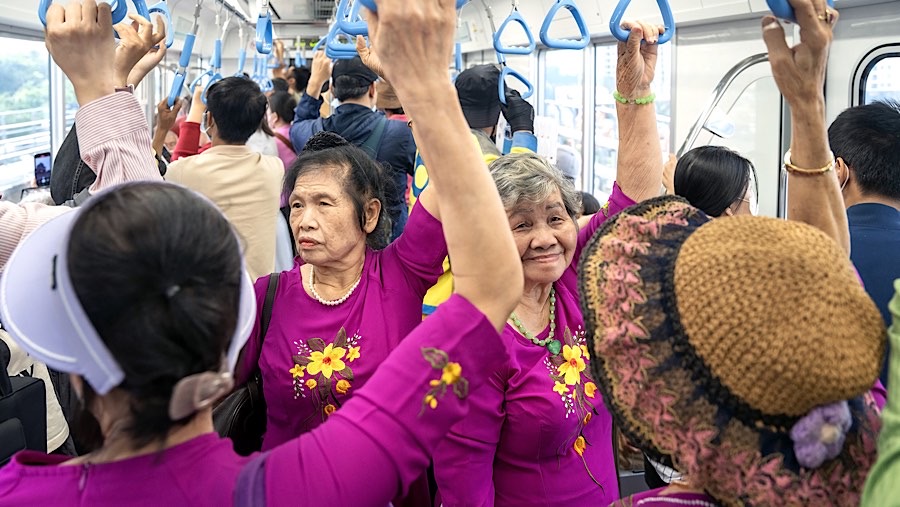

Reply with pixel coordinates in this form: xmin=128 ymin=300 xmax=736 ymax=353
xmin=790 ymin=401 xmax=853 ymax=469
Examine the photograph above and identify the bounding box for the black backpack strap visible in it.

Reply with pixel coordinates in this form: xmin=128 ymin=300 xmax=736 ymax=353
xmin=360 ymin=117 xmax=388 ymax=159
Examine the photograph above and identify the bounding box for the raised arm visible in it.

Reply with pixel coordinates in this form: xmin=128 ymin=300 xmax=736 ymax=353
xmin=762 ymin=0 xmax=848 ymax=252
xmin=1 ymin=0 xmax=162 ymax=271
xmin=371 ymin=0 xmax=523 ymax=331
xmin=614 ymin=21 xmax=666 ymax=204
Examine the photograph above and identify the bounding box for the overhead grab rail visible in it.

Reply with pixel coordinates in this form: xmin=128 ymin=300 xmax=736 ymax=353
xmin=337 ymin=0 xmax=368 ymax=37
xmin=167 ymin=0 xmax=204 ymax=107
xmin=191 ymin=5 xmax=230 ymax=103
xmin=609 ymin=0 xmax=676 ymax=45
xmin=540 ymin=0 xmax=590 ymax=50
xmin=235 ymin=24 xmax=248 ymax=77
xmin=493 ymin=1 xmax=535 ymax=55
xmin=39 ymin=0 xmax=128 ymax=25
xmin=488 ymin=1 xmax=533 ymax=105
xmin=325 ymin=23 xmax=363 ymax=60
xmin=132 ymin=0 xmax=175 ymax=47
xmin=256 ymin=0 xmax=273 ymax=54
xmin=677 ymin=53 xmax=769 ymax=157
xmin=358 ymin=0 xmax=468 ymax=12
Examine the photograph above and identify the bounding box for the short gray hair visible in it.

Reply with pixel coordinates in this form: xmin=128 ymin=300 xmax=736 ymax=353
xmin=489 ymin=153 xmax=582 ymax=219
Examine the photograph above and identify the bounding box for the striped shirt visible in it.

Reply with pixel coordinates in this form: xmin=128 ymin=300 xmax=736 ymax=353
xmin=0 ymin=92 xmax=161 ymax=272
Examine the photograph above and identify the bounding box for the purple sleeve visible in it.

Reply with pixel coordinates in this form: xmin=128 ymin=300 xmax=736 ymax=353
xmin=872 ymin=380 xmax=887 ymax=410
xmin=234 ymin=275 xmax=271 ymax=386
xmin=381 ymin=199 xmax=449 ymax=296
xmin=433 ymin=365 xmax=508 ymax=505
xmin=574 ymin=182 xmax=636 ymax=266
xmin=262 ymin=295 xmax=508 ymax=507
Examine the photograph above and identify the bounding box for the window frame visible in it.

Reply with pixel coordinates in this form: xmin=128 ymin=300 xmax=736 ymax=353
xmin=851 ymin=44 xmax=900 ymax=106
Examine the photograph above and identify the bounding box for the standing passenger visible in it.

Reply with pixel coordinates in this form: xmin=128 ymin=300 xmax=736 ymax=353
xmin=434 ymin=20 xmax=667 ymax=506
xmin=0 ymin=1 xmax=523 ymax=505
xmin=829 ymin=100 xmax=900 ymax=386
xmin=290 ymin=53 xmax=414 ymax=241
xmin=165 ymin=77 xmax=283 ymax=280
xmin=268 ymin=91 xmax=299 ymax=170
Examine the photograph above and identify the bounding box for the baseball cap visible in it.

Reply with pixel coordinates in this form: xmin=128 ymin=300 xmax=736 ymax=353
xmin=0 ymin=183 xmax=258 ymax=396
xmin=332 ymin=57 xmax=379 ymax=85
xmin=455 ymin=64 xmax=502 ymax=129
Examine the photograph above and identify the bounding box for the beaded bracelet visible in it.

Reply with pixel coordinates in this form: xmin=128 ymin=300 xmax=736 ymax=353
xmin=613 ymin=90 xmax=656 ymax=105
xmin=783 ymin=150 xmax=835 ymax=175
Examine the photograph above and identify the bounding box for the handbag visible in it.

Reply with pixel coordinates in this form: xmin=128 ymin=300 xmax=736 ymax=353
xmin=213 ymin=273 xmax=279 ymax=456
xmin=0 ymin=339 xmax=47 ymax=464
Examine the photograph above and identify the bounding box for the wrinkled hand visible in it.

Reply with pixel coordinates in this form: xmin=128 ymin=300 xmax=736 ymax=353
xmin=616 ymin=21 xmax=664 ymax=99
xmin=500 ymin=89 xmax=535 ymax=133
xmin=157 ymin=98 xmax=182 ymax=129
xmin=356 ymin=35 xmax=386 ymax=80
xmin=662 ymin=153 xmax=677 ymax=195
xmin=45 ymin=0 xmax=116 ymax=104
xmin=762 ymin=0 xmax=837 ymax=106
xmin=126 ymin=15 xmax=167 ymax=87
xmin=365 ymin=0 xmax=456 ymax=102
xmin=114 ymin=14 xmax=165 ymax=87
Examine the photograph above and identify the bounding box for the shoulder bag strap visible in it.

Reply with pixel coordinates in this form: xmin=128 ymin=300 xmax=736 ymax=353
xmin=260 ymin=272 xmax=279 ymax=345
xmin=360 ymin=116 xmax=388 ymax=159
xmin=273 ymin=132 xmax=295 ymax=154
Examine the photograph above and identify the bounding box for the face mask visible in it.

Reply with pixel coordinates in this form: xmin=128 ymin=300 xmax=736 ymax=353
xmin=201 ymin=112 xmax=213 ymax=136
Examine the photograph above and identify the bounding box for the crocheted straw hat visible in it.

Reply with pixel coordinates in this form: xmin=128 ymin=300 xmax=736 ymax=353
xmin=579 ymin=196 xmax=885 ymax=506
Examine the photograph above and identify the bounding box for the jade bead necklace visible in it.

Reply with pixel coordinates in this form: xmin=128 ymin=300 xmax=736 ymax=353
xmin=510 ymin=285 xmax=562 ymax=356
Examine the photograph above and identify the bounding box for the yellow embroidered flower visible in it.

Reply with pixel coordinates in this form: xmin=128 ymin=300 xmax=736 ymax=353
xmin=553 ymin=382 xmax=569 ymax=395
xmin=425 ymin=394 xmax=438 ymax=409
xmin=290 ymin=364 xmax=305 ymax=378
xmin=306 ymin=379 xmax=317 ymax=390
xmin=580 ymin=344 xmax=590 ymax=357
xmin=430 ymin=379 xmax=442 ymax=387
xmin=336 ymin=379 xmax=351 ymax=395
xmin=584 ymin=381 xmax=598 ymax=399
xmin=307 ymin=344 xmax=347 ymax=379
xmin=346 ymin=346 xmax=361 ymax=363
xmin=583 ymin=413 xmax=592 ymax=426
xmin=441 ymin=362 xmax=463 ymax=385
xmin=324 ymin=404 xmax=336 ymax=416
xmin=573 ymin=436 xmax=587 ymax=457
xmin=557 ymin=345 xmax=587 ymax=385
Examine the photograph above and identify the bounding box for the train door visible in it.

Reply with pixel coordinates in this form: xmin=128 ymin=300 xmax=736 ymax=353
xmin=673 ymin=18 xmax=784 ymax=217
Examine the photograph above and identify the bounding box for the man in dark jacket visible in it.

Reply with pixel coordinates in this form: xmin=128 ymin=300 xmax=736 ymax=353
xmin=290 ymin=52 xmax=415 ymax=241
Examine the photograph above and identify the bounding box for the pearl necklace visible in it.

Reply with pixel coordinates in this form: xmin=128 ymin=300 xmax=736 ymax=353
xmin=308 ymin=266 xmax=362 ymax=306
xmin=510 ymin=285 xmax=562 ymax=356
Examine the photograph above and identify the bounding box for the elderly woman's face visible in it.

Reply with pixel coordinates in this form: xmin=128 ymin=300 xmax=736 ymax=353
xmin=507 ymin=188 xmax=578 ymax=285
xmin=288 ymin=167 xmax=377 ymax=267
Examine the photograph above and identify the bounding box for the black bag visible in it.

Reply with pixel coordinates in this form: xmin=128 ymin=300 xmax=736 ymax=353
xmin=0 ymin=339 xmax=47 ymax=465
xmin=213 ymin=273 xmax=279 ymax=456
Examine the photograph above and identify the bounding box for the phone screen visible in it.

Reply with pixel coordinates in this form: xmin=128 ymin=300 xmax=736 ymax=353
xmin=34 ymin=152 xmax=52 ymax=187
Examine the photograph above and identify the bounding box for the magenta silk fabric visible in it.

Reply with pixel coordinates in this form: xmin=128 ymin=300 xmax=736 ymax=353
xmin=435 ymin=183 xmax=635 ymax=506
xmin=0 ymin=296 xmax=507 ymax=506
xmin=237 ymin=199 xmax=447 ymax=450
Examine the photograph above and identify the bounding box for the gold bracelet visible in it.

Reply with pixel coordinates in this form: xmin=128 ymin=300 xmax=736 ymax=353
xmin=783 ymin=150 xmax=835 ymax=175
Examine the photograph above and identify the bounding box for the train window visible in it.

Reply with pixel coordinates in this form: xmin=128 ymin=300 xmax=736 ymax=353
xmin=862 ymin=55 xmax=900 ymax=104
xmin=63 ymin=78 xmax=77 ymax=132
xmin=0 ymin=35 xmax=50 ymax=198
xmin=592 ymin=44 xmax=672 ymax=202
xmin=541 ymin=50 xmax=584 ymax=189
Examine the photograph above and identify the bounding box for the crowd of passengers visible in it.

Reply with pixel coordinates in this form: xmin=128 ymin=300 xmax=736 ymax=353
xmin=0 ymin=0 xmax=900 ymax=505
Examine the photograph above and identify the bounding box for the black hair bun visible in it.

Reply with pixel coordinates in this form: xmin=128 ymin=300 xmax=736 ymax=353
xmin=302 ymin=131 xmax=351 ymax=153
